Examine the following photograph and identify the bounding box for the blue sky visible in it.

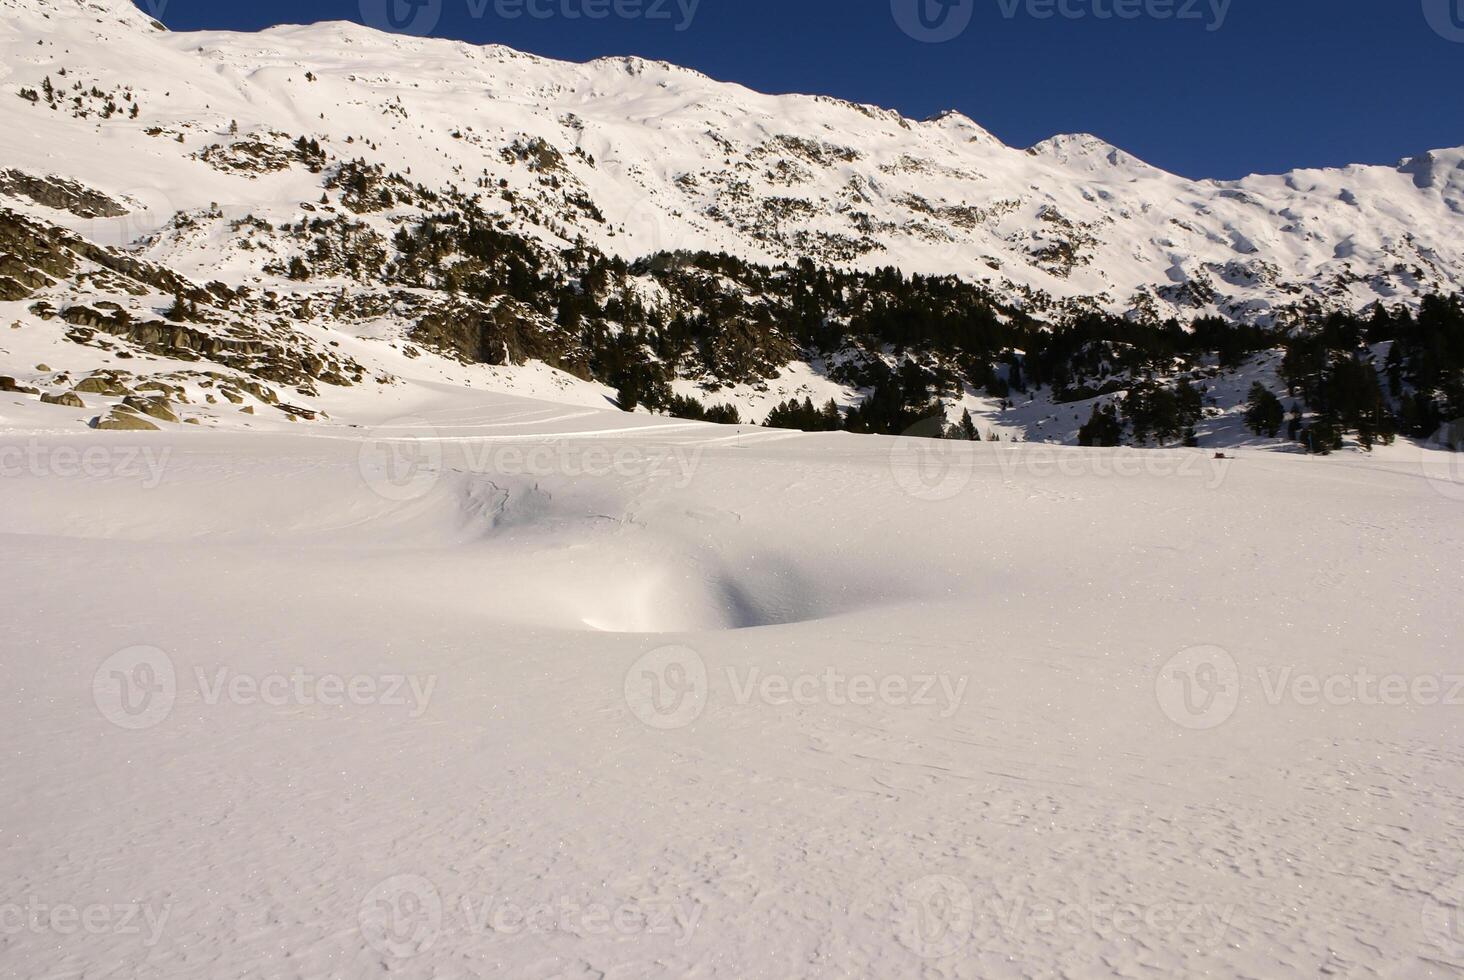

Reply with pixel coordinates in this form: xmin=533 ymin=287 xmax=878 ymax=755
xmin=135 ymin=0 xmax=1464 ymax=179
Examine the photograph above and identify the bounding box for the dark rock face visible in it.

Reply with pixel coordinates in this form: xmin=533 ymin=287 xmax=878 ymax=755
xmin=0 ymin=170 xmax=128 ymax=218
xmin=410 ymin=297 xmax=591 ymax=380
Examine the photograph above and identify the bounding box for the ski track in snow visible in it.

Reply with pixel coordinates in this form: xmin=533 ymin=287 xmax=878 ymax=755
xmin=3 ymin=385 xmax=1463 ymax=978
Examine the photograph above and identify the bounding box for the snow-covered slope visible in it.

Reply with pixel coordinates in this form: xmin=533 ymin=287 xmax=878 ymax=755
xmin=3 ymin=384 xmax=1464 ymax=977
xmin=3 ymin=0 xmax=1462 ymax=326
xmin=6 ymin=6 xmax=1464 ymax=976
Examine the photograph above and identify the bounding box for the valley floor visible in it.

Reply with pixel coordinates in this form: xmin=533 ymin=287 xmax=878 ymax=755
xmin=2 ymin=387 xmax=1463 ymax=978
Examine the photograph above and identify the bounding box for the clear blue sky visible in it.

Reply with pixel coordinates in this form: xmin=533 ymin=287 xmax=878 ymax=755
xmin=134 ymin=0 xmax=1464 ymax=179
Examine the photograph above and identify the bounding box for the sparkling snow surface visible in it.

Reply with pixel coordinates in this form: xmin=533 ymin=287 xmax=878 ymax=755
xmin=3 ymin=383 xmax=1463 ymax=978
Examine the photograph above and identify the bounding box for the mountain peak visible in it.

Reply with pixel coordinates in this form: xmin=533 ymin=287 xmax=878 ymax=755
xmin=923 ymin=109 xmax=1002 ymax=145
xmin=5 ymin=0 xmax=162 ymax=29
xmin=1027 ymin=133 xmax=1156 ymax=175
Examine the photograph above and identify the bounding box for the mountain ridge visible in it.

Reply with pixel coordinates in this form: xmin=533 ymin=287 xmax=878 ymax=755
xmin=1 ymin=0 xmax=1461 ymax=447
xmin=2 ymin=0 xmax=1459 ymax=325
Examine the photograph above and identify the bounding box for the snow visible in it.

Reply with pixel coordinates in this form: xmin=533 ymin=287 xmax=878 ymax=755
xmin=4 ymin=2 xmax=1464 ymax=976
xmin=4 ymin=380 xmax=1464 ymax=977
xmin=2 ymin=0 xmax=1462 ymax=325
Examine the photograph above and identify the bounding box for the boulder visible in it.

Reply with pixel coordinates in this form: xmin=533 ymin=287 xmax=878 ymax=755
xmin=122 ymin=395 xmax=180 ymax=423
xmin=91 ymin=411 xmax=159 ymax=431
xmin=1 ymin=376 xmax=40 ymax=394
xmin=73 ymin=375 xmax=130 ymax=396
xmin=40 ymin=391 xmax=85 ymax=409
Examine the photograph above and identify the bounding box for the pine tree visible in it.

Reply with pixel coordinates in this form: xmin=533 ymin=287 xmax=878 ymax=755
xmin=957 ymin=409 xmax=978 ymax=441
xmin=1078 ymin=403 xmax=1122 ymax=447
xmin=1243 ymin=383 xmax=1284 ymax=438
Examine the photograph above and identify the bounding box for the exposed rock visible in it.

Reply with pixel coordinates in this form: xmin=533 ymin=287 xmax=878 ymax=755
xmin=91 ymin=410 xmax=159 ymax=431
xmin=74 ymin=374 xmax=131 ymax=396
xmin=41 ymin=391 xmax=86 ymax=408
xmin=0 ymin=170 xmax=128 ymax=218
xmin=122 ymin=395 xmax=180 ymax=423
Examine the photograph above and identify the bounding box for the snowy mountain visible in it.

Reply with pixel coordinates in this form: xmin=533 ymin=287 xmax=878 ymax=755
xmin=6 ymin=7 xmax=1464 ymax=976
xmin=1 ymin=0 xmax=1462 ymax=440
xmin=4 ymin=0 xmax=1463 ymax=322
